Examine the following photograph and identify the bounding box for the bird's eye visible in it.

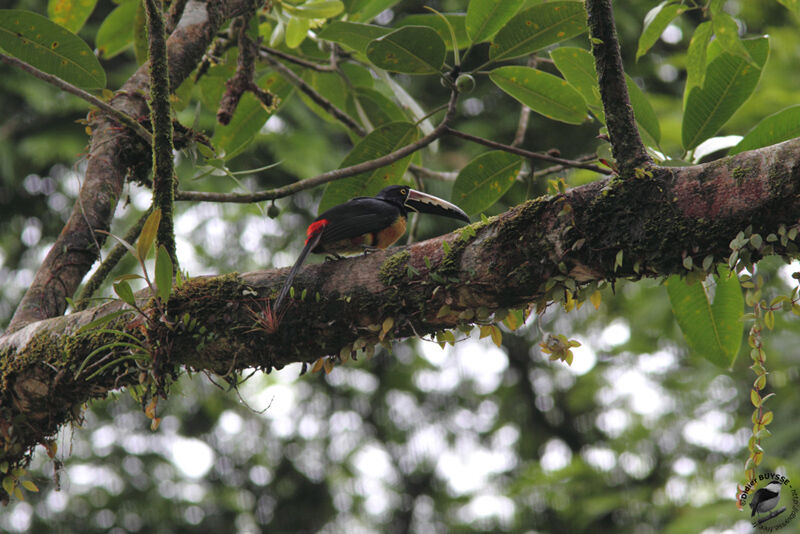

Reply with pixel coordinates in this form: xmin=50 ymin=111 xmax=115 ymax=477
xmin=401 ymin=188 xmax=407 ymax=195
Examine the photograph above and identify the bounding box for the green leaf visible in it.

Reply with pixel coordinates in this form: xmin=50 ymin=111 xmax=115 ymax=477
xmin=712 ymin=12 xmax=752 ymax=63
xmin=347 ymin=0 xmax=401 ymax=22
xmin=636 ymin=1 xmax=685 ymax=60
xmin=285 ymin=16 xmax=311 ymax=48
xmin=366 ymin=26 xmax=446 ymax=74
xmin=489 ymin=66 xmax=587 ymax=125
xmin=729 ymin=105 xmax=800 ymax=155
xmin=76 ymin=309 xmax=134 ymax=335
xmin=489 ymin=2 xmax=587 ymax=63
xmin=349 ymin=86 xmax=407 ymax=128
xmin=666 ymin=267 xmax=744 ymax=368
xmin=213 ymin=71 xmax=293 ymax=160
xmin=396 ymin=13 xmax=467 ymax=51
xmin=113 ymin=280 xmax=136 ymax=307
xmin=47 ymin=0 xmax=97 ymax=33
xmin=685 ymin=21 xmax=713 ymax=93
xmin=0 ymin=9 xmax=106 ymax=89
xmin=682 ymin=37 xmax=768 ymax=150
xmin=465 ymin=0 xmax=524 ymax=44
xmin=133 ymin=0 xmax=148 ymax=64
xmin=550 ymin=46 xmax=602 ymax=110
xmin=319 ymin=121 xmax=418 ymax=212
xmin=626 ymin=75 xmax=660 ymax=144
xmin=283 ymin=1 xmax=344 ymax=19
xmin=452 ymin=151 xmax=523 ymax=215
xmin=318 ymin=21 xmax=389 ymax=54
xmin=96 ymin=0 xmax=138 ymax=59
xmin=777 ymin=0 xmax=800 ymax=16
xmin=155 ymin=245 xmax=173 ymax=303
xmin=137 ymin=209 xmax=161 ymax=262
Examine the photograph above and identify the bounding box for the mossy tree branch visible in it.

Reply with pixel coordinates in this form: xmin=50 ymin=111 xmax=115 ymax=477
xmin=3 ymin=138 xmax=800 ymax=474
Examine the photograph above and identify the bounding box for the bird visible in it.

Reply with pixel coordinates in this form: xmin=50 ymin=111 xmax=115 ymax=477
xmin=272 ymin=185 xmax=470 ymax=316
xmin=750 ymin=481 xmax=783 ymax=517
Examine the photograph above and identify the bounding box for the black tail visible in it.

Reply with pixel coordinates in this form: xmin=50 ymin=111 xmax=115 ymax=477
xmin=273 ymin=231 xmax=323 ymax=315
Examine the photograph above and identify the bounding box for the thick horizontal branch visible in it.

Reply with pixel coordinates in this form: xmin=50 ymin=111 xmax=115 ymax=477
xmin=3 ymin=137 xmax=800 ymax=470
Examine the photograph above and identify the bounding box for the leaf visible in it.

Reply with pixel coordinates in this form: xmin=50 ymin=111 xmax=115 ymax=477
xmin=113 ymin=280 xmax=136 ymax=307
xmin=685 ymin=21 xmax=713 ymax=93
xmin=155 ymin=245 xmax=173 ymax=303
xmin=317 ymin=21 xmax=390 ymax=55
xmin=318 ymin=121 xmax=418 ymax=212
xmin=137 ymin=209 xmax=161 ymax=262
xmin=489 ymin=66 xmax=587 ymax=125
xmin=452 ymin=151 xmax=523 ymax=215
xmin=636 ymin=1 xmax=685 ymax=60
xmin=47 ymin=0 xmax=97 ymax=33
xmin=76 ymin=309 xmax=134 ymax=334
xmin=550 ymin=46 xmax=602 ymax=110
xmin=626 ymin=75 xmax=661 ymax=144
xmin=349 ymin=86 xmax=407 ymax=128
xmin=729 ymin=105 xmax=800 ymax=155
xmin=489 ymin=2 xmax=587 ymax=63
xmin=682 ymin=37 xmax=768 ymax=150
xmin=396 ymin=13 xmax=467 ymax=51
xmin=0 ymin=9 xmax=106 ymax=89
xmin=283 ymin=1 xmax=344 ymax=19
xmin=666 ymin=267 xmax=744 ymax=368
xmin=213 ymin=71 xmax=293 ymax=160
xmin=20 ymin=480 xmax=38 ymax=492
xmin=465 ymin=0 xmax=524 ymax=44
xmin=366 ymin=26 xmax=446 ymax=74
xmin=777 ymin=0 xmax=800 ymax=16
xmin=96 ymin=0 xmax=137 ymax=59
xmin=347 ymin=0 xmax=401 ymax=22
xmin=133 ymin=0 xmax=148 ymax=64
xmin=712 ymin=12 xmax=752 ymax=63
xmin=285 ymin=16 xmax=311 ymax=48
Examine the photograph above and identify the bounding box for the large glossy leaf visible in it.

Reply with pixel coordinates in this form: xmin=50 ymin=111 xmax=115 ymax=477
xmin=685 ymin=21 xmax=712 ymax=93
xmin=730 ymin=105 xmax=800 ymax=155
xmin=626 ymin=75 xmax=661 ymax=145
xmin=283 ymin=1 xmax=344 ymax=19
xmin=285 ymin=16 xmax=311 ymax=48
xmin=319 ymin=122 xmax=418 ymax=212
xmin=452 ymin=151 xmax=523 ymax=215
xmin=636 ymin=1 xmax=685 ymax=60
xmin=348 ymin=87 xmax=407 ymax=128
xmin=96 ymin=0 xmax=137 ymax=59
xmin=396 ymin=14 xmax=468 ymax=50
xmin=682 ymin=37 xmax=768 ymax=151
xmin=318 ymin=21 xmax=390 ymax=54
xmin=0 ymin=9 xmax=106 ymax=89
xmin=777 ymin=0 xmax=800 ymax=16
xmin=213 ymin=72 xmax=294 ymax=160
xmin=712 ymin=12 xmax=752 ymax=63
xmin=489 ymin=66 xmax=587 ymax=125
xmin=489 ymin=2 xmax=586 ymax=63
xmin=550 ymin=47 xmax=601 ymax=109
xmin=465 ymin=0 xmax=524 ymax=44
xmin=47 ymin=0 xmax=97 ymax=33
xmin=347 ymin=0 xmax=402 ymax=22
xmin=666 ymin=268 xmax=743 ymax=368
xmin=366 ymin=26 xmax=446 ymax=74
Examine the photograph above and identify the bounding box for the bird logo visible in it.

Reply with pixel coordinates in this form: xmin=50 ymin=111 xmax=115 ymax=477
xmin=750 ymin=480 xmax=783 ymax=518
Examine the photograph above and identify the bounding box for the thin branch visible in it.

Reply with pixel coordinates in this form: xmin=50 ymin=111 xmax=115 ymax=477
xmin=409 ymin=164 xmax=457 ymax=181
xmin=166 ymin=0 xmax=189 ymax=34
xmin=261 ymin=51 xmax=367 ymax=137
xmin=144 ymin=0 xmax=177 ymax=263
xmin=259 ymin=44 xmax=338 ymax=72
xmin=176 ymin=92 xmax=459 ymax=203
xmin=0 ymin=53 xmax=152 ymax=144
xmin=585 ymin=0 xmax=651 ymax=172
xmin=73 ymin=209 xmax=153 ymax=311
xmin=444 ymin=128 xmax=611 ymax=174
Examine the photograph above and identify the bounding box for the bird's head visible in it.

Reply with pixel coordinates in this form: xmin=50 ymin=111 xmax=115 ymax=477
xmin=376 ymin=185 xmax=469 ymax=222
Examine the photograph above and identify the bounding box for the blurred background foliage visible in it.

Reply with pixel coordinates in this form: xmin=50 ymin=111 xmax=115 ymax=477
xmin=1 ymin=0 xmax=800 ymax=532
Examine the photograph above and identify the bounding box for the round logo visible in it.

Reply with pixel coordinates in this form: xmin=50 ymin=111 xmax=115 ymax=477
xmin=739 ymin=472 xmax=799 ymax=531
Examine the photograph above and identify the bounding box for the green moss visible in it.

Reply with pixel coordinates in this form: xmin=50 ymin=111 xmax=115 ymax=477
xmin=379 ymin=250 xmax=411 ymax=286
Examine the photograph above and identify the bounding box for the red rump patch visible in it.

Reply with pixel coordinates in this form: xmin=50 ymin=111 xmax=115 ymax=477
xmin=305 ymin=219 xmax=328 ymax=243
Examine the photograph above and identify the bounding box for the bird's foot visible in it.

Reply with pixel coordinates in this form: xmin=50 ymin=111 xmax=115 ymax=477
xmin=324 ymin=253 xmax=344 ymax=262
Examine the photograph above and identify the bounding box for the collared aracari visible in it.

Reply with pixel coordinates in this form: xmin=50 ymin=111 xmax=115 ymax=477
xmin=273 ymin=185 xmax=470 ymax=314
